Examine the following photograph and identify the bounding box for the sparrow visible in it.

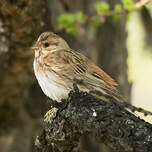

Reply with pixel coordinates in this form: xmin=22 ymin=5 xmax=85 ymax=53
xmin=32 ymin=33 xmax=152 ymax=123
xmin=33 ymin=32 xmax=122 ymax=104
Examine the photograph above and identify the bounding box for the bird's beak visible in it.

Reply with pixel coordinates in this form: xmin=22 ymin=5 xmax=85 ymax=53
xmin=31 ymin=41 xmax=39 ymax=51
xmin=31 ymin=46 xmax=39 ymax=51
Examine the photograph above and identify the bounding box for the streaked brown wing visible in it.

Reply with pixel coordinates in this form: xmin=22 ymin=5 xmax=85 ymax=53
xmin=68 ymin=50 xmax=118 ymax=88
xmin=88 ymin=62 xmax=118 ymax=87
xmin=44 ymin=49 xmax=121 ymax=100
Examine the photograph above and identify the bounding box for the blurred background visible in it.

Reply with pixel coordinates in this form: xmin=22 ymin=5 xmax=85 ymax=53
xmin=0 ymin=0 xmax=152 ymax=152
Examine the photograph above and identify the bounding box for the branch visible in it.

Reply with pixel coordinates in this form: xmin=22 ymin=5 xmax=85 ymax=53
xmin=34 ymin=87 xmax=152 ymax=152
xmin=136 ymin=0 xmax=151 ymax=8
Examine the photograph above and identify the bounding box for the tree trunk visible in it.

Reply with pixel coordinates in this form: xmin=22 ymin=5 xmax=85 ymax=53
xmin=0 ymin=0 xmax=52 ymax=152
xmin=96 ymin=9 xmax=131 ymax=101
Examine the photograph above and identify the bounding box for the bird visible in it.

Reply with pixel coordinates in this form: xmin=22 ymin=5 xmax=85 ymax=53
xmin=33 ymin=32 xmax=122 ymax=103
xmin=32 ymin=32 xmax=152 ymax=123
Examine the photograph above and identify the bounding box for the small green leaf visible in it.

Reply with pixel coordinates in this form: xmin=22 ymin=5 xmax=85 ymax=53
xmin=75 ymin=11 xmax=84 ymax=23
xmin=122 ymin=0 xmax=135 ymax=10
xmin=114 ymin=4 xmax=122 ymax=12
xmin=95 ymin=1 xmax=110 ymax=14
xmin=58 ymin=13 xmax=75 ymax=29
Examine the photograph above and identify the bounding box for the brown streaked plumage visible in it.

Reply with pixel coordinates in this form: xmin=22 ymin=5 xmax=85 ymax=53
xmin=33 ymin=32 xmax=122 ymax=102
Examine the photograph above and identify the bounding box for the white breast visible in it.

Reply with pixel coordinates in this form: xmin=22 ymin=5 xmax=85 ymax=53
xmin=33 ymin=60 xmax=70 ymax=102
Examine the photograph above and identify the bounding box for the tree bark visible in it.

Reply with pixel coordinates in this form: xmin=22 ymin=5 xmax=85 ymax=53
xmin=0 ymin=0 xmax=51 ymax=152
xmin=35 ymin=88 xmax=152 ymax=152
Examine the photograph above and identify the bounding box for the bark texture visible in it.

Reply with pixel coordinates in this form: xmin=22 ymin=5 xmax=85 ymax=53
xmin=35 ymin=88 xmax=152 ymax=152
xmin=0 ymin=0 xmax=51 ymax=152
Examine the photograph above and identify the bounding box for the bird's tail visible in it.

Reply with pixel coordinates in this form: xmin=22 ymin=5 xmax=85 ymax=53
xmin=89 ymin=87 xmax=152 ymax=117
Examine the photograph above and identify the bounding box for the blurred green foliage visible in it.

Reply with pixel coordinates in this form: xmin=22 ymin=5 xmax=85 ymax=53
xmin=88 ymin=17 xmax=102 ymax=32
xmin=58 ymin=12 xmax=84 ymax=35
xmin=122 ymin=0 xmax=135 ymax=10
xmin=57 ymin=0 xmax=148 ymax=35
xmin=112 ymin=4 xmax=122 ymax=22
xmin=114 ymin=4 xmax=122 ymax=12
xmin=95 ymin=1 xmax=110 ymax=14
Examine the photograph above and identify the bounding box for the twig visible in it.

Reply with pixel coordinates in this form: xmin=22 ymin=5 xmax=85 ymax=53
xmin=136 ymin=0 xmax=152 ymax=8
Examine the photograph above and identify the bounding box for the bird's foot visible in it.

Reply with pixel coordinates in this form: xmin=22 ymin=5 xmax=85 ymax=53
xmin=47 ymin=98 xmax=67 ymax=109
xmin=44 ymin=107 xmax=58 ymax=123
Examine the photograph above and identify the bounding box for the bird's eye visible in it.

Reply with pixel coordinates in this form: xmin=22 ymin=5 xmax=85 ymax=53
xmin=44 ymin=42 xmax=50 ymax=48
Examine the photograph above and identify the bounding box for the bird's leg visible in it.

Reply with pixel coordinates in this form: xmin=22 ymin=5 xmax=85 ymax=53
xmin=47 ymin=98 xmax=67 ymax=109
xmin=44 ymin=83 xmax=82 ymax=124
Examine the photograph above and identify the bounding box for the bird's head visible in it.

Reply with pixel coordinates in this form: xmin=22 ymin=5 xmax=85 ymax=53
xmin=32 ymin=32 xmax=70 ymax=57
